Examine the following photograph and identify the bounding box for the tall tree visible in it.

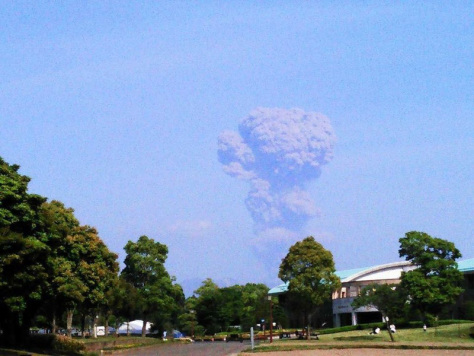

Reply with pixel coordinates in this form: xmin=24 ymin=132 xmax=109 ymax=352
xmin=39 ymin=200 xmax=84 ymax=335
xmin=352 ymin=283 xmax=407 ymax=342
xmin=193 ymin=278 xmax=223 ymax=334
xmin=74 ymin=225 xmax=119 ymax=338
xmin=0 ymin=157 xmax=120 ymax=343
xmin=279 ymin=236 xmax=341 ymax=339
xmin=399 ymin=231 xmax=464 ymax=322
xmin=121 ymin=235 xmax=178 ymax=337
xmin=110 ymin=278 xmax=140 ymax=336
xmin=179 ymin=297 xmax=199 ymax=338
xmin=0 ymin=157 xmax=48 ymax=345
xmin=240 ymin=283 xmax=269 ymax=331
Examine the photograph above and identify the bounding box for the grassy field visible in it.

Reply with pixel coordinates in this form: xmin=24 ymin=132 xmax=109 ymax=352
xmin=249 ymin=323 xmax=474 ymax=353
xmin=319 ymin=323 xmax=474 ymax=343
xmin=1 ymin=324 xmax=472 ymax=355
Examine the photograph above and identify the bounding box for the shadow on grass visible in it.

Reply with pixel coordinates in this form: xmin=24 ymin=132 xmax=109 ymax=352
xmin=333 ymin=335 xmax=381 ymax=342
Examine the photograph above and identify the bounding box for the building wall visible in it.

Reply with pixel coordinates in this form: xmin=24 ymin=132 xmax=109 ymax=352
xmin=332 ymin=262 xmax=413 ymax=327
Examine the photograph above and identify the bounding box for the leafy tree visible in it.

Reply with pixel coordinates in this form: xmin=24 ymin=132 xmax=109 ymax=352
xmin=399 ymin=231 xmax=464 ymax=323
xmin=279 ymin=236 xmax=341 ymax=339
xmin=0 ymin=157 xmax=120 ymax=343
xmin=121 ymin=235 xmax=179 ymax=337
xmin=74 ymin=225 xmax=119 ymax=337
xmin=193 ymin=278 xmax=223 ymax=334
xmin=219 ymin=285 xmax=244 ymax=329
xmin=39 ymin=200 xmax=85 ymax=335
xmin=179 ymin=297 xmax=199 ymax=337
xmin=240 ymin=283 xmax=269 ymax=330
xmin=191 ymin=281 xmax=271 ymax=334
xmin=0 ymin=157 xmax=48 ymax=345
xmin=352 ymin=283 xmax=407 ymax=342
xmin=109 ymin=278 xmax=140 ymax=336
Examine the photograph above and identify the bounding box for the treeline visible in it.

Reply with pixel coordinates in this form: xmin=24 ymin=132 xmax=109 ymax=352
xmin=0 ymin=157 xmax=276 ymax=346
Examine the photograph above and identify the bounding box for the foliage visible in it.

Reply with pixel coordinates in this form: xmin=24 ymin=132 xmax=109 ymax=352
xmin=191 ymin=279 xmax=270 ymax=335
xmin=279 ymin=236 xmax=340 ymax=333
xmin=352 ymin=283 xmax=407 ymax=319
xmin=0 ymin=157 xmax=48 ymax=345
xmin=0 ymin=156 xmax=120 ymax=345
xmin=240 ymin=283 xmax=271 ymax=330
xmin=121 ymin=235 xmax=183 ymax=337
xmin=52 ymin=335 xmax=85 ymax=354
xmin=352 ymin=283 xmax=408 ymax=341
xmin=178 ymin=296 xmax=198 ymax=337
xmin=39 ymin=200 xmax=84 ymax=334
xmin=399 ymin=231 xmax=464 ymax=319
xmin=193 ymin=278 xmax=223 ymax=334
xmin=110 ymin=278 xmax=140 ymax=331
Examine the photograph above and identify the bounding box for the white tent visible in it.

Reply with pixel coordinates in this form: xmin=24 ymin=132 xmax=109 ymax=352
xmin=117 ymin=320 xmax=153 ymax=335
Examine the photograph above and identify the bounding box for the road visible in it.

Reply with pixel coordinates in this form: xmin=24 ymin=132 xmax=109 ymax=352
xmin=108 ymin=340 xmax=252 ymax=356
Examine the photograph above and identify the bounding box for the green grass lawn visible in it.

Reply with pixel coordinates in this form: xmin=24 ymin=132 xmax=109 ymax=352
xmin=320 ymin=323 xmax=474 ymax=343
xmin=248 ymin=323 xmax=474 ymax=353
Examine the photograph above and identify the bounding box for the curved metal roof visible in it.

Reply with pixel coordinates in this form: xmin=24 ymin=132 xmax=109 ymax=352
xmin=268 ymin=258 xmax=473 ymax=295
xmin=458 ymin=258 xmax=474 ymax=273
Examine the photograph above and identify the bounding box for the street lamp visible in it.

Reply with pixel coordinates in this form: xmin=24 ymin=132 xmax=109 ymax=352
xmin=267 ymin=295 xmax=273 ymax=343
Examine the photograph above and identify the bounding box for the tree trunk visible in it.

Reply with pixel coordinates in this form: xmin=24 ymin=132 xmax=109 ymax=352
xmin=66 ymin=309 xmax=74 ymax=337
xmin=81 ymin=314 xmax=86 ymax=338
xmin=52 ymin=312 xmax=57 ymax=334
xmin=383 ymin=315 xmax=394 ymax=342
xmin=105 ymin=313 xmax=109 ymax=337
xmin=142 ymin=316 xmax=147 ymax=338
xmin=306 ymin=311 xmax=311 ymax=340
xmin=92 ymin=315 xmax=98 ymax=338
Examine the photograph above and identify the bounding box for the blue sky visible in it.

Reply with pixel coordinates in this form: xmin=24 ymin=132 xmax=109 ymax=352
xmin=1 ymin=2 xmax=472 ymax=296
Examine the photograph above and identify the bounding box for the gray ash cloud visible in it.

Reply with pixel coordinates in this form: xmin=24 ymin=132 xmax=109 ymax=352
xmin=218 ymin=107 xmax=335 ymax=237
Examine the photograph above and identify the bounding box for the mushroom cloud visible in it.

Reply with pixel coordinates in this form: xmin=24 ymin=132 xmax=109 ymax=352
xmin=218 ymin=107 xmax=335 ymax=241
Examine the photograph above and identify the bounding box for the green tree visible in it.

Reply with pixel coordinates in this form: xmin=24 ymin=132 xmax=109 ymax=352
xmin=110 ymin=278 xmax=140 ymax=335
xmin=0 ymin=157 xmax=120 ymax=343
xmin=39 ymin=200 xmax=85 ymax=336
xmin=240 ymin=283 xmax=269 ymax=330
xmin=74 ymin=225 xmax=119 ymax=337
xmin=279 ymin=236 xmax=341 ymax=339
xmin=0 ymin=157 xmax=48 ymax=345
xmin=399 ymin=231 xmax=464 ymax=323
xmin=193 ymin=278 xmax=223 ymax=334
xmin=121 ymin=235 xmax=179 ymax=337
xmin=179 ymin=297 xmax=199 ymax=337
xmin=352 ymin=283 xmax=407 ymax=342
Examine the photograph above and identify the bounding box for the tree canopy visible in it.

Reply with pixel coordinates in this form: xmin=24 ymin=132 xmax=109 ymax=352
xmin=0 ymin=156 xmax=119 ymax=345
xmin=191 ymin=279 xmax=271 ymax=334
xmin=121 ymin=235 xmax=183 ymax=337
xmin=399 ymin=231 xmax=464 ymax=320
xmin=352 ymin=283 xmax=407 ymax=341
xmin=0 ymin=157 xmax=49 ymax=344
xmin=279 ymin=236 xmax=340 ymax=337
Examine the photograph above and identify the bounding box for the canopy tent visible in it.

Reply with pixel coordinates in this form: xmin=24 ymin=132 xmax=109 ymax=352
xmin=117 ymin=320 xmax=153 ymax=335
xmin=172 ymin=330 xmax=183 ymax=338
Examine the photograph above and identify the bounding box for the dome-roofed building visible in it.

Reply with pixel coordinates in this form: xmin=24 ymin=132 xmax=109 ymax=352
xmin=269 ymin=258 xmax=474 ymax=327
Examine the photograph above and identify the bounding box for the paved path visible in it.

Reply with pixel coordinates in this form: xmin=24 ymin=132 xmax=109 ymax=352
xmin=108 ymin=340 xmax=251 ymax=356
